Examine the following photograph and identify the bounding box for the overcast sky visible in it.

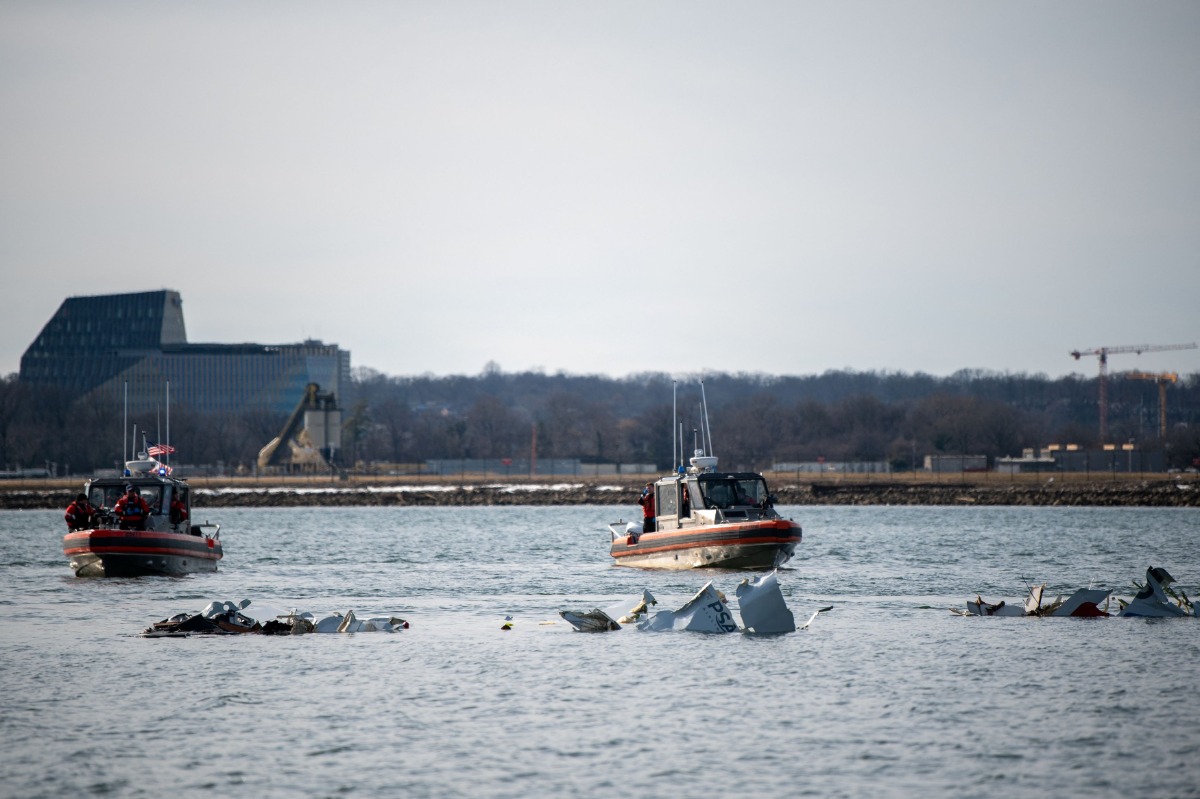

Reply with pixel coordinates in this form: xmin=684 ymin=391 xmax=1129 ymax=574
xmin=2 ymin=2 xmax=1198 ymax=382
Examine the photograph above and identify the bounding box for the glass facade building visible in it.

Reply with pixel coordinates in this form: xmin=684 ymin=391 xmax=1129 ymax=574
xmin=20 ymin=290 xmax=351 ymax=415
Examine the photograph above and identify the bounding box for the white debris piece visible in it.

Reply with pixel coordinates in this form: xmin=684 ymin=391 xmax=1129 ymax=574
xmin=559 ymin=609 xmax=620 ymax=632
xmin=560 ymin=590 xmax=658 ymax=632
xmin=1052 ymin=588 xmax=1112 ymax=617
xmin=735 ymin=570 xmax=796 ymax=634
xmin=1119 ymin=567 xmax=1197 ymax=618
xmin=201 ymin=599 xmax=251 ymax=618
xmin=637 ymin=582 xmax=739 ymax=633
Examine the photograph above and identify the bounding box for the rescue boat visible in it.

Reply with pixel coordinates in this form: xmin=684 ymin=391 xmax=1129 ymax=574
xmin=608 ymin=382 xmax=801 ymax=570
xmin=63 ymin=457 xmax=222 ymax=577
xmin=609 ymin=457 xmax=801 ymax=570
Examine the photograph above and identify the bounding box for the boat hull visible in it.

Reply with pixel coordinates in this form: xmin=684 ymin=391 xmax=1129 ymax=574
xmin=610 ymin=519 xmax=801 ymax=570
xmin=63 ymin=528 xmax=223 ymax=577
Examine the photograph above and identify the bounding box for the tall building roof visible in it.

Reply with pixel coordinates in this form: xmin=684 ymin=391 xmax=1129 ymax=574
xmin=19 ymin=290 xmax=351 ymax=415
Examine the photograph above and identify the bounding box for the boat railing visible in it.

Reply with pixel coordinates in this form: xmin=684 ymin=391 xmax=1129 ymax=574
xmin=190 ymin=522 xmax=221 ymax=540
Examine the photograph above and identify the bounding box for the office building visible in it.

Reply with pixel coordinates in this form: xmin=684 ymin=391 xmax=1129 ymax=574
xmin=19 ymin=290 xmax=351 ymax=415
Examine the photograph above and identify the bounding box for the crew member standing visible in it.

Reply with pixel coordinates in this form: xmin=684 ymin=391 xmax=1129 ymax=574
xmin=64 ymin=493 xmax=96 ymax=531
xmin=639 ymin=482 xmax=656 ymax=533
xmin=114 ymin=485 xmax=150 ymax=530
xmin=169 ymin=493 xmax=189 ymax=529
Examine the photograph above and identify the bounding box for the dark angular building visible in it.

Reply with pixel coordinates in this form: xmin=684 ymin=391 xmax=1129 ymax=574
xmin=20 ymin=290 xmax=351 ymax=415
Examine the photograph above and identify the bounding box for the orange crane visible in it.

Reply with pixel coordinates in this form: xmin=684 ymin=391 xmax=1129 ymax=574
xmin=1069 ymin=342 xmax=1196 ymax=441
xmin=1125 ymin=371 xmax=1179 ymax=439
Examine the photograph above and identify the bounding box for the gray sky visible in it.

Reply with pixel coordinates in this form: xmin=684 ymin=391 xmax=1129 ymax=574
xmin=3 ymin=1 xmax=1198 ymax=381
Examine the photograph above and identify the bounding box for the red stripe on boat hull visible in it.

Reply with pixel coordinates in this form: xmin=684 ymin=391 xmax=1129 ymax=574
xmin=610 ymin=519 xmax=801 ymax=570
xmin=63 ymin=528 xmax=222 ymax=577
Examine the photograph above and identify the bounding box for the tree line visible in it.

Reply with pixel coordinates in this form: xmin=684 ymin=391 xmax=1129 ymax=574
xmin=2 ymin=366 xmax=1198 ymax=476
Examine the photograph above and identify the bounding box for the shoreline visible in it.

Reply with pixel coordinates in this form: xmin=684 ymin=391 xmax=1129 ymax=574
xmin=2 ymin=475 xmax=1197 ymax=509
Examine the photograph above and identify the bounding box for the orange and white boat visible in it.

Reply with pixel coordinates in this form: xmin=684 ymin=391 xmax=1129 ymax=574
xmin=63 ymin=457 xmax=222 ymax=577
xmin=608 ymin=383 xmax=801 ymax=570
xmin=609 ymin=458 xmax=801 ymax=570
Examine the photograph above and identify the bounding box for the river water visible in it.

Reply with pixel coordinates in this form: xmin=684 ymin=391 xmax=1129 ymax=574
xmin=1 ymin=504 xmax=1197 ymax=799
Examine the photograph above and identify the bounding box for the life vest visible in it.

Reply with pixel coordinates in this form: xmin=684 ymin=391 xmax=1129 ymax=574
xmin=639 ymin=489 xmax=655 ymax=518
xmin=64 ymin=501 xmax=92 ymax=527
xmin=116 ymin=494 xmax=148 ymax=521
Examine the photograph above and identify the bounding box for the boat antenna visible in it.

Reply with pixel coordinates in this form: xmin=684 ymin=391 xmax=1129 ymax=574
xmin=678 ymin=422 xmax=684 ymax=468
xmin=672 ymin=380 xmax=678 ymax=472
xmin=165 ymin=380 xmax=171 ymax=465
xmin=700 ymin=380 xmax=715 ymax=458
xmin=123 ymin=382 xmax=128 ymax=466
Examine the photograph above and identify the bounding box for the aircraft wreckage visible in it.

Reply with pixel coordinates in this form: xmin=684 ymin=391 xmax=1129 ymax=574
xmin=143 ymin=599 xmax=409 ymax=637
xmin=953 ymin=566 xmax=1197 ymax=619
xmin=559 ymin=570 xmax=831 ymax=634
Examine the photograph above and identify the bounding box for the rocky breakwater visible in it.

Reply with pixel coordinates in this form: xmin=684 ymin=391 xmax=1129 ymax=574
xmin=789 ymin=481 xmax=1200 ymax=507
xmin=2 ymin=479 xmax=1197 ymax=509
xmin=192 ymin=483 xmax=640 ymax=508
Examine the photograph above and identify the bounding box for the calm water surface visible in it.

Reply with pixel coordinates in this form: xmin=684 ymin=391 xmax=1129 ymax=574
xmin=1 ymin=505 xmax=1197 ymax=798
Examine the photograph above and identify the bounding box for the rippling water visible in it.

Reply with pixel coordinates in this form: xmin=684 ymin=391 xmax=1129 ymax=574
xmin=1 ymin=505 xmax=1198 ymax=798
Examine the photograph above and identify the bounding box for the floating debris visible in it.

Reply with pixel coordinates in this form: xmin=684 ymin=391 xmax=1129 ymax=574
xmin=1118 ymin=567 xmax=1196 ymax=618
xmin=735 ymin=571 xmax=796 ymax=633
xmin=953 ymin=565 xmax=1197 ymax=619
xmin=799 ymin=606 xmax=835 ymax=630
xmin=955 ymin=585 xmax=1112 ymax=618
xmin=558 ymin=609 xmax=620 ymax=632
xmin=557 ymin=590 xmax=656 ymax=633
xmin=636 ymin=582 xmax=739 ymax=633
xmin=559 ymin=572 xmax=827 ymax=634
xmin=143 ymin=600 xmax=409 ymax=637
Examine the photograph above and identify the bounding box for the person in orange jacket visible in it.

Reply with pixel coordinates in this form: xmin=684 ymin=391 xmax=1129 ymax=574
xmin=114 ymin=485 xmax=150 ymax=530
xmin=639 ymin=482 xmax=656 ymax=533
xmin=64 ymin=493 xmax=96 ymax=531
xmin=169 ymin=494 xmax=189 ymax=529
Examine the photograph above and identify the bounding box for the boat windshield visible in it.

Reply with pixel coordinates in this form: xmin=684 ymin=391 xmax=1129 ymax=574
xmin=140 ymin=485 xmax=164 ymax=514
xmin=91 ymin=485 xmax=123 ymax=509
xmin=698 ymin=476 xmax=769 ymax=509
xmin=89 ymin=483 xmax=164 ymax=512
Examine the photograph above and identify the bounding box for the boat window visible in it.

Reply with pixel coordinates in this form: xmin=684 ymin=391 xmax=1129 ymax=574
xmin=699 ymin=479 xmax=736 ymax=509
xmin=735 ymin=478 xmax=767 ymax=505
xmin=140 ymin=486 xmax=163 ymax=514
xmin=656 ymin=484 xmax=677 ymax=517
xmin=94 ymin=485 xmax=123 ymax=509
xmin=696 ymin=477 xmax=769 ymax=508
xmin=683 ymin=478 xmax=698 ymax=514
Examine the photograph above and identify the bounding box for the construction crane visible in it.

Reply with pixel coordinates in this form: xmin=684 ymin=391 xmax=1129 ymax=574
xmin=1125 ymin=371 xmax=1179 ymax=440
xmin=1069 ymin=343 xmax=1196 ymax=441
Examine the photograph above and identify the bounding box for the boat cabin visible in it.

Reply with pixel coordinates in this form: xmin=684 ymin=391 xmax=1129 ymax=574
xmin=85 ymin=461 xmax=195 ymax=534
xmin=651 ymin=469 xmax=777 ymax=532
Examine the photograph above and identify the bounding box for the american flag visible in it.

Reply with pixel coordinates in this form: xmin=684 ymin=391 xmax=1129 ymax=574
xmin=147 ymin=442 xmax=176 ymax=457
